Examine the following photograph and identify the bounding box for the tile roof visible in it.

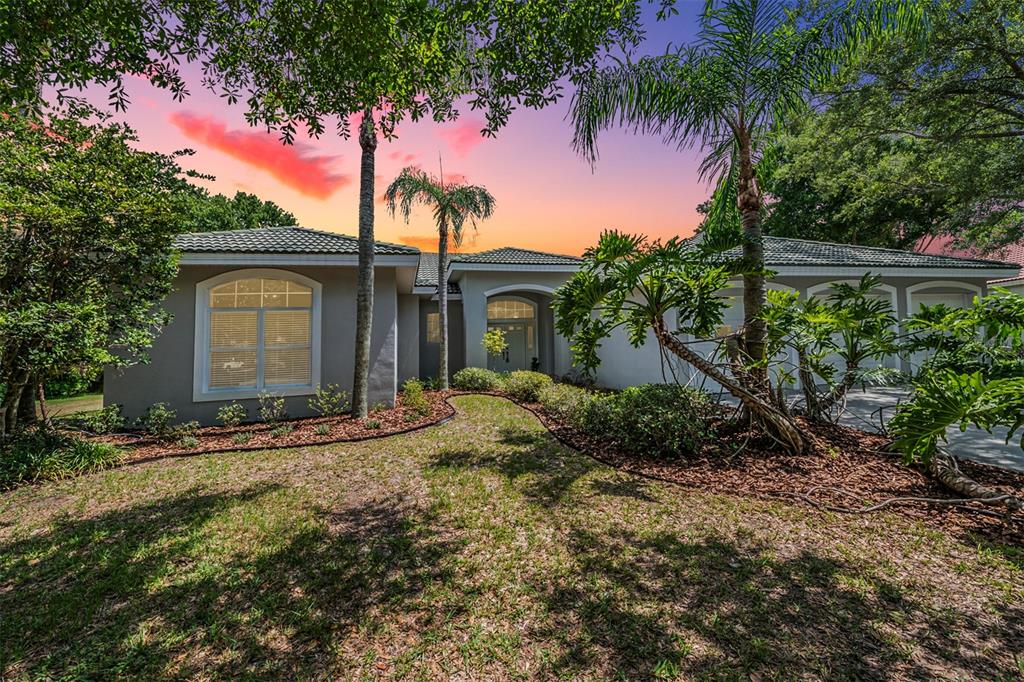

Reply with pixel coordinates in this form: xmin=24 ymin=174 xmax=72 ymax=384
xmin=174 ymin=226 xmax=419 ymax=256
xmin=453 ymin=247 xmax=583 ymax=266
xmin=917 ymin=235 xmax=1024 ymax=282
xmin=416 ymin=253 xmax=461 ymax=294
xmin=414 ymin=247 xmax=582 ymax=289
xmin=717 ymin=236 xmax=1013 ymax=270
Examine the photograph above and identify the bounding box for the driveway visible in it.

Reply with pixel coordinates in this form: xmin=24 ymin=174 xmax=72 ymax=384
xmin=838 ymin=387 xmax=1024 ymax=473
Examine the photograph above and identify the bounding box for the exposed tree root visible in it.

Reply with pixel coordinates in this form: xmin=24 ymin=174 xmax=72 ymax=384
xmin=780 ymin=485 xmax=1016 ymax=519
xmin=924 ymin=447 xmax=1023 ymax=513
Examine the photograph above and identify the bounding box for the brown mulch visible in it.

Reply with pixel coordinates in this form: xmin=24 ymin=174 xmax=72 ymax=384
xmin=92 ymin=391 xmax=455 ymax=464
xmin=517 ymin=399 xmax=1024 ymax=545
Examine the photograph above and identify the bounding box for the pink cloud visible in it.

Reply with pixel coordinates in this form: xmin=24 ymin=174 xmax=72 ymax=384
xmin=437 ymin=118 xmax=486 ymax=157
xmin=388 ymin=150 xmax=418 ymax=163
xmin=168 ymin=111 xmax=350 ymax=199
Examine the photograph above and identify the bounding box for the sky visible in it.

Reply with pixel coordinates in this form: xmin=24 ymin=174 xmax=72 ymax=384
xmin=80 ymin=4 xmax=709 ymax=256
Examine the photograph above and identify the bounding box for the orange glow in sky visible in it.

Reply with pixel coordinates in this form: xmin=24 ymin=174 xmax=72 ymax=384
xmin=75 ymin=11 xmax=711 ymax=256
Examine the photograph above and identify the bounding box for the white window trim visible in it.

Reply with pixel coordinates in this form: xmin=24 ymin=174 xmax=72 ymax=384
xmin=904 ymin=281 xmax=982 ymax=316
xmin=806 ymin=280 xmax=899 ymax=315
xmin=193 ymin=269 xmax=322 ymax=402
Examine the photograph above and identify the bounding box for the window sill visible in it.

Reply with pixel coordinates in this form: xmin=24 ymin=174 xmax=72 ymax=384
xmin=192 ymin=386 xmax=316 ymax=403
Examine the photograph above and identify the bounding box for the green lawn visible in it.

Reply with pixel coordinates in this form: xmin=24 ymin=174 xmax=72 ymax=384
xmin=41 ymin=392 xmax=103 ymax=417
xmin=1 ymin=395 xmax=1021 ymax=680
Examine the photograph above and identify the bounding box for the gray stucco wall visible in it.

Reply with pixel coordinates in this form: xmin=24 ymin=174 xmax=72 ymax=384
xmin=418 ymin=299 xmax=465 ymax=381
xmin=105 ymin=264 xmax=399 ymax=424
xmin=397 ymin=294 xmax=420 ymax=386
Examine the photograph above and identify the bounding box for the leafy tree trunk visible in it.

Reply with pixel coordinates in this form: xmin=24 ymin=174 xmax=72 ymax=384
xmin=736 ymin=132 xmax=768 ymax=391
xmin=352 ymin=109 xmax=378 ymax=418
xmin=652 ymin=317 xmax=806 ymax=454
xmin=437 ymin=214 xmax=450 ymax=390
xmin=0 ymin=369 xmax=30 ymax=437
xmin=17 ymin=380 xmax=37 ymax=426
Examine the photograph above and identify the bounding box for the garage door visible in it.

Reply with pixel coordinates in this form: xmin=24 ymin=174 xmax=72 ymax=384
xmin=908 ymin=291 xmax=973 ymax=371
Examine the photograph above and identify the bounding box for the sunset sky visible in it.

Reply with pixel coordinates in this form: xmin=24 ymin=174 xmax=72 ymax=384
xmin=80 ymin=5 xmax=709 ymax=256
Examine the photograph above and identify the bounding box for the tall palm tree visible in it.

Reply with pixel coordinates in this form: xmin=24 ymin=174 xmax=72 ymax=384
xmin=385 ymin=166 xmax=496 ymax=390
xmin=571 ymin=0 xmax=924 ymax=393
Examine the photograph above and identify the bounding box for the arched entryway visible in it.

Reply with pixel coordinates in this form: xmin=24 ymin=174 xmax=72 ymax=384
xmin=486 ymin=295 xmax=539 ymax=372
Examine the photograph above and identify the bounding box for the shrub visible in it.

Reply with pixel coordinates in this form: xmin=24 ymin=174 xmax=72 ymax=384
xmin=482 ymin=328 xmax=508 ymax=357
xmin=217 ymin=402 xmax=247 ymax=427
xmin=502 ymin=370 xmax=553 ymax=403
xmin=71 ymin=404 xmax=125 ymax=435
xmin=257 ymin=392 xmax=287 ymax=423
xmin=270 ymin=424 xmax=294 ymax=438
xmin=420 ymin=375 xmax=440 ymax=391
xmin=0 ymin=429 xmax=123 ymax=489
xmin=364 ymin=418 xmax=381 ymax=429
xmin=177 ymin=435 xmax=199 ymax=449
xmin=138 ymin=403 xmax=176 ymax=438
xmin=452 ymin=367 xmax=503 ymax=391
xmin=314 ymin=423 xmax=331 ymax=436
xmin=538 ymin=383 xmax=603 ymax=432
xmin=370 ymin=401 xmax=387 ymax=414
xmin=232 ymin=431 xmax=253 ymax=445
xmin=605 ymin=384 xmax=714 ymax=458
xmin=308 ymin=384 xmax=349 ymax=416
xmin=402 ymin=378 xmax=429 ymax=416
xmin=167 ymin=420 xmax=200 ymax=442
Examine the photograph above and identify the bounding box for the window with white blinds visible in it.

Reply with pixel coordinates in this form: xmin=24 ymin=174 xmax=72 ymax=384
xmin=200 ymin=275 xmax=317 ymax=395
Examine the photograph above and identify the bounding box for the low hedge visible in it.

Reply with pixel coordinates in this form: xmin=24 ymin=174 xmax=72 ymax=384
xmin=452 ymin=367 xmax=504 ymax=391
xmin=502 ymin=371 xmax=553 ymax=403
xmin=538 ymin=382 xmax=715 ymax=459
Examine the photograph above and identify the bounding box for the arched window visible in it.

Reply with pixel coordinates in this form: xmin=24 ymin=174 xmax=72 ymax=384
xmin=194 ymin=271 xmax=321 ymax=400
xmin=487 ymin=298 xmax=536 ymax=320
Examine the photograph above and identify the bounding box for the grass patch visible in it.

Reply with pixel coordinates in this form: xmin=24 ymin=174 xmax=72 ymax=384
xmin=0 ymin=396 xmax=1020 ymax=679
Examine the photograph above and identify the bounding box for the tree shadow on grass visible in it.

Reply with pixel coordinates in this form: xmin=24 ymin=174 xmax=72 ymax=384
xmin=430 ymin=420 xmax=1024 ymax=679
xmin=533 ymin=518 xmax=1024 ymax=679
xmin=428 ymin=425 xmax=599 ymax=507
xmin=0 ymin=484 xmax=463 ymax=679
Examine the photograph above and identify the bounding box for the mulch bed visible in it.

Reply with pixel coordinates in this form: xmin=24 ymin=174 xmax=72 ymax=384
xmin=515 ymin=398 xmax=1024 ymax=545
xmin=92 ymin=391 xmax=455 ymax=464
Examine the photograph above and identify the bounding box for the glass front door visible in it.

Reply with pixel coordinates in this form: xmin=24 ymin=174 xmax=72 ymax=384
xmin=487 ymin=322 xmax=529 ymax=372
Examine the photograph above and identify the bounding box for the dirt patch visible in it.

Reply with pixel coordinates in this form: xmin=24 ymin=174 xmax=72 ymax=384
xmin=92 ymin=392 xmax=455 ymax=464
xmin=510 ymin=398 xmax=1024 ymax=545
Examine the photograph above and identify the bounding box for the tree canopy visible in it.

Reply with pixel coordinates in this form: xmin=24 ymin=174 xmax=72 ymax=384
xmin=180 ymin=190 xmax=296 ymax=233
xmin=765 ymin=0 xmax=1024 ymax=251
xmin=0 ymin=107 xmax=193 ymax=435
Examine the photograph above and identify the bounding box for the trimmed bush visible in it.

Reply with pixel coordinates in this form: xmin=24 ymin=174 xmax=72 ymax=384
xmin=605 ymin=384 xmax=714 ymax=458
xmin=217 ymin=402 xmax=247 ymax=427
xmin=137 ymin=403 xmax=176 ymax=438
xmin=502 ymin=370 xmax=553 ymax=403
xmin=257 ymin=392 xmax=287 ymax=423
xmin=402 ymin=379 xmax=429 ymax=416
xmin=0 ymin=430 xmax=123 ymax=489
xmin=452 ymin=367 xmax=503 ymax=391
xmin=537 ymin=383 xmax=600 ymax=431
xmin=308 ymin=384 xmax=349 ymax=416
xmin=68 ymin=404 xmax=125 ymax=435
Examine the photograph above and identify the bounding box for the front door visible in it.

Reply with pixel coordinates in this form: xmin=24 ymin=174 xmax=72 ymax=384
xmin=487 ymin=322 xmax=528 ymax=372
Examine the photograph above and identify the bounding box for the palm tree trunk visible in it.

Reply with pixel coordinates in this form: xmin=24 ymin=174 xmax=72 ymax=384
xmin=652 ymin=318 xmax=806 ymax=454
xmin=736 ymin=133 xmax=768 ymax=392
xmin=437 ymin=216 xmax=450 ymax=390
xmin=352 ymin=109 xmax=377 ymax=418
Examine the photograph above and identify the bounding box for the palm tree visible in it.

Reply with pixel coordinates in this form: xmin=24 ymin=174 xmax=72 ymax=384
xmin=571 ymin=0 xmax=924 ymax=393
xmin=385 ymin=166 xmax=496 ymax=390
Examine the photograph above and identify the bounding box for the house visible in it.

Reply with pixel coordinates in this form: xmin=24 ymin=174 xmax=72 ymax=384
xmin=105 ymin=227 xmax=1018 ymax=422
xmin=917 ymin=236 xmax=1024 ymax=296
